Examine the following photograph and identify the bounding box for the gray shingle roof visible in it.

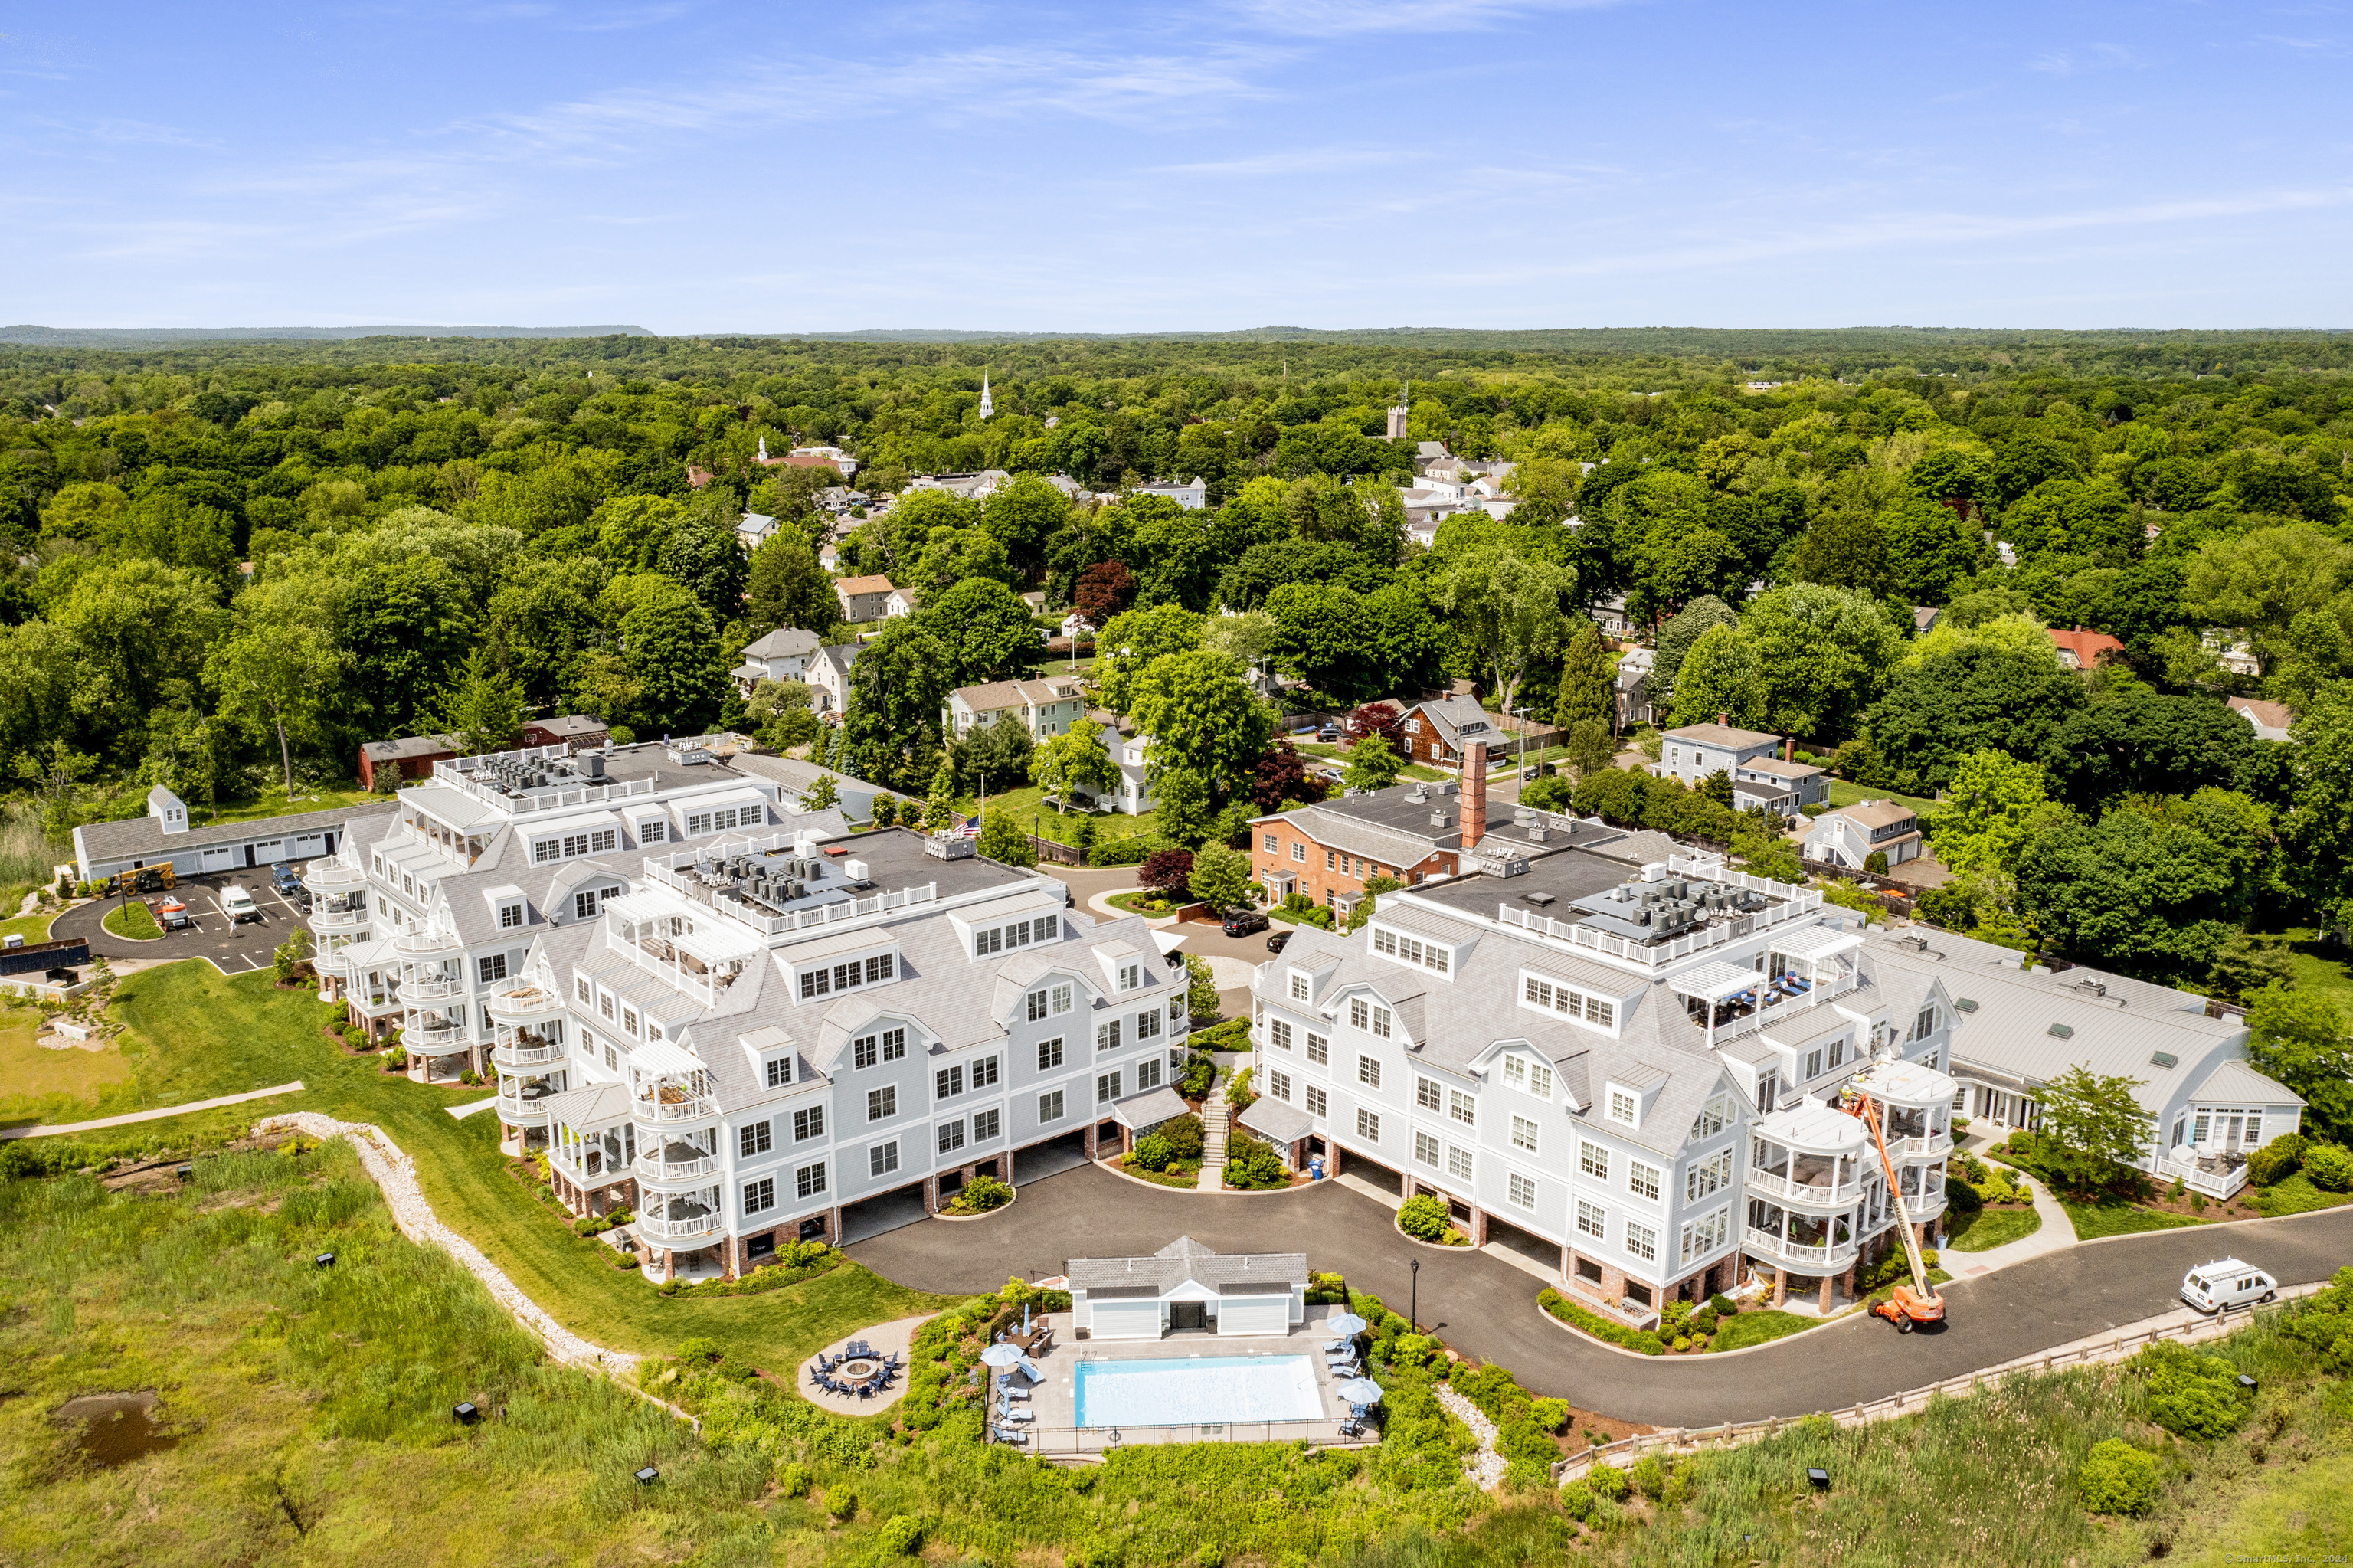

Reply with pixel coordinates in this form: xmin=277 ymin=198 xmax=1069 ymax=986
xmin=1066 ymin=1236 xmax=1307 ymax=1293
xmin=74 ymin=800 xmax=398 ymax=864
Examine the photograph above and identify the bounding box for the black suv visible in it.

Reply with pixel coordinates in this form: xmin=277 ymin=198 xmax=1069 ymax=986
xmin=1221 ymin=908 xmax=1270 ymax=938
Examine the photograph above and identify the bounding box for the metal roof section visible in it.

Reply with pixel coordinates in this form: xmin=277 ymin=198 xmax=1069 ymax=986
xmin=2189 ymin=1058 xmax=2306 ymax=1108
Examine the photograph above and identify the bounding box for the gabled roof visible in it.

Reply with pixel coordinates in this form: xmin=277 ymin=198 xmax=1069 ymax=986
xmin=2048 ymin=627 xmax=2125 ymax=666
xmin=743 ymin=627 xmax=822 ymax=660
xmin=2189 ymin=1058 xmax=2303 ymax=1108
xmin=1810 ymin=800 xmax=1917 ymax=831
xmin=1065 ymin=1236 xmax=1307 ymax=1292
xmin=834 ymin=574 xmax=896 ymax=595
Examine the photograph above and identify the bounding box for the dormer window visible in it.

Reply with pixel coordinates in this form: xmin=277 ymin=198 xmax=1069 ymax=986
xmin=1118 ymin=961 xmax=1141 ymax=991
xmin=1289 ymin=971 xmax=1309 ymax=1001
xmin=499 ymin=902 xmax=523 ymax=929
xmin=1349 ymin=998 xmax=1392 ymax=1039
xmin=799 ymin=951 xmax=896 ymax=1000
xmin=1371 ymin=927 xmax=1448 ymax=976
xmin=1521 ymin=973 xmax=1615 ymax=1030
xmin=765 ymin=1053 xmax=793 ymax=1088
xmin=1608 ymin=1088 xmax=1638 ymax=1127
xmin=977 ymin=915 xmax=1057 ymax=957
xmin=1500 ymin=1052 xmax=1553 ymax=1099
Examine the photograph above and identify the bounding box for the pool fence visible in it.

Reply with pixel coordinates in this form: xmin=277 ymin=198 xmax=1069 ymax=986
xmin=996 ymin=1417 xmax=1363 ymax=1455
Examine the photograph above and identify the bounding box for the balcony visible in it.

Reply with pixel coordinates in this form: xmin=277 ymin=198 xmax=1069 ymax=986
xmin=492 ymin=1034 xmax=565 ymax=1072
xmin=636 ymin=1144 xmax=723 ymax=1188
xmin=404 ymin=971 xmax=466 ymax=1000
xmin=311 ymin=901 xmax=369 ymax=933
xmin=1743 ymin=1225 xmax=1861 ymax=1273
xmin=486 ymin=984 xmax=562 ymax=1023
xmin=349 ymin=989 xmax=406 ymax=1020
xmin=1745 ymin=1170 xmax=1870 ymax=1210
xmin=1887 ymin=1130 xmax=1955 ymax=1161
xmin=390 ymin=927 xmax=460 ymax=957
xmin=303 ymin=859 xmax=368 ymax=894
xmin=632 ymin=1089 xmax=718 ymax=1127
xmin=2160 ymin=1151 xmax=2250 ymax=1201
xmin=404 ymin=1017 xmax=472 ymax=1057
xmin=639 ymin=1199 xmax=725 ymax=1244
xmin=496 ymin=1079 xmax=558 ymax=1126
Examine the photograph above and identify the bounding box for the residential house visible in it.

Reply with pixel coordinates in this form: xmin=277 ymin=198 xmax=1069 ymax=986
xmin=1090 ymin=710 xmax=1157 ymax=816
xmin=882 ymin=587 xmax=916 ymax=620
xmin=833 ymin=575 xmax=898 ymax=624
xmin=1911 ymin=606 xmax=1939 ymax=635
xmin=1614 ymin=647 xmax=1656 ymax=730
xmin=358 ymin=732 xmax=462 ymax=792
xmin=1802 ymin=801 xmax=1923 ymax=869
xmin=807 ymin=644 xmax=859 ymax=715
xmin=1396 ymin=696 xmax=1510 ymax=767
xmin=1131 ymin=476 xmax=1207 ymax=510
xmin=733 ymin=628 xmax=824 ymax=697
xmin=905 ymin=470 xmax=1007 ymax=501
xmin=942 ymin=678 xmax=1088 ymax=741
xmin=737 ymin=512 xmax=779 ymax=552
xmin=2228 ymin=696 xmax=2296 ymax=743
xmin=2048 ymin=627 xmax=2125 ymax=669
xmin=788 ymin=445 xmax=858 ymax=476
xmin=2206 ymin=630 xmax=2263 ymax=678
xmin=1059 ymin=613 xmax=1094 ymax=642
xmin=1651 ymin=723 xmax=1786 ymax=792
xmin=1729 ymin=756 xmax=1829 ymax=816
xmin=521 ymin=716 xmax=612 ymax=752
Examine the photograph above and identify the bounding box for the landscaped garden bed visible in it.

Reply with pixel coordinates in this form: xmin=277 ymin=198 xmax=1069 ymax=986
xmin=1943 ymin=1150 xmax=2043 ymax=1250
xmin=1396 ymin=1193 xmax=1472 ymax=1247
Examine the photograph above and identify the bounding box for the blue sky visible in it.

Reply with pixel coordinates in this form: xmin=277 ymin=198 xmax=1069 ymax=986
xmin=4 ymin=2 xmax=2348 ymax=332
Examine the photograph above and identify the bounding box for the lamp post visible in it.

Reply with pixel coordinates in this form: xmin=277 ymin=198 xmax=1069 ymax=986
xmin=1409 ymin=1257 xmax=1419 ymax=1333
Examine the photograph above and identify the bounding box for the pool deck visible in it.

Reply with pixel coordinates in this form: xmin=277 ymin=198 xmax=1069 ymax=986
xmin=986 ymin=1308 xmax=1370 ymax=1456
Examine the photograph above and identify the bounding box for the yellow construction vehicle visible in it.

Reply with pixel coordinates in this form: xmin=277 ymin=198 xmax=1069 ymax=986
xmin=1842 ymin=1083 xmax=1946 ymax=1333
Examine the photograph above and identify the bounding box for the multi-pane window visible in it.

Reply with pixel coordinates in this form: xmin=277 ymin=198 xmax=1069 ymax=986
xmin=1828 ymin=1037 xmax=1846 ymax=1071
xmin=1370 ymin=927 xmax=1450 ymax=975
xmin=869 ymin=1141 xmax=899 ymax=1177
xmin=740 ymin=1120 xmax=773 ymax=1157
xmin=1096 ymin=1019 xmax=1122 ymax=1052
xmin=767 ymin=1056 xmax=792 ymax=1089
xmin=1685 ymin=1147 xmax=1733 ymax=1201
xmin=1357 ymin=1055 xmax=1381 ymax=1089
xmin=1579 ymin=1140 xmax=1610 ymax=1180
xmin=1415 ymin=1076 xmax=1442 ymax=1111
xmin=1027 ymin=989 xmax=1051 ymax=1023
xmin=1913 ymin=1004 xmax=1938 ymax=1042
xmin=881 ymin=1028 xmax=905 ymax=1060
xmin=1609 ymin=1089 xmax=1638 ymax=1125
xmin=1135 ymin=1056 xmax=1163 ymax=1092
xmin=1306 ymin=1033 xmax=1329 ymax=1066
xmin=1507 ymin=1172 xmax=1537 ymax=1211
xmin=794 ymin=1106 xmax=825 ymax=1142
xmin=971 ymin=1056 xmax=1000 ymax=1090
xmin=1264 ymin=833 xmax=1279 ymax=853
xmin=1576 ymin=1200 xmax=1606 ymax=1239
xmin=1448 ymin=1089 xmax=1475 ymax=1126
xmin=1355 ymin=1108 xmax=1381 ymax=1141
xmin=621 ymin=1006 xmax=639 ymax=1037
xmin=937 ymin=1120 xmax=966 ymax=1154
xmin=639 ymin=819 xmax=666 ymax=844
xmin=866 ymin=1086 xmax=897 ymax=1121
xmin=744 ymin=1177 xmax=776 ymax=1215
xmin=1306 ymin=1085 xmax=1327 ymax=1118
xmin=1804 ymin=1049 xmax=1823 ymax=1081
xmin=1414 ymin=1130 xmax=1440 ymax=1167
xmin=1118 ymin=962 xmax=1142 ymax=990
xmin=1628 ymin=1160 xmax=1661 ymax=1202
xmin=796 ymin=1162 xmax=826 ymax=1200
xmin=935 ymin=1066 xmax=965 ymax=1100
xmin=479 ymin=954 xmax=508 ymax=983
xmin=1290 ymin=973 xmax=1308 ymax=1001
xmin=500 ymin=902 xmax=523 ymax=929
xmin=1680 ymin=1208 xmax=1730 ymax=1264
xmin=1501 ymin=1053 xmax=1552 ymax=1098
xmin=575 ymin=977 xmax=591 ymax=1006
xmin=854 ymin=1034 xmax=879 ymax=1069
xmin=1038 ymin=1037 xmax=1065 ymax=1070
xmin=1624 ymin=1221 xmax=1658 ymax=1262
xmin=973 ymin=1108 xmax=1000 ymax=1142
xmin=1690 ymin=1092 xmax=1731 ymax=1140
xmin=1510 ymin=1115 xmax=1540 ymax=1154
xmin=1097 ymin=1072 xmax=1121 ymax=1104
xmin=1039 ymin=1089 xmax=1065 ymax=1123
xmin=1137 ymin=1008 xmax=1162 ymax=1040
xmin=1522 ymin=976 xmax=1611 ymax=1028
xmin=1350 ymin=999 xmax=1369 ymax=1032
xmin=1447 ymin=1144 xmax=1473 ymax=1181
xmin=1271 ymin=1070 xmax=1294 ymax=1104
xmin=574 ymin=890 xmax=599 ymax=920
xmin=1291 ymin=842 xmax=1307 ymax=862
xmin=800 ymin=952 xmax=896 ymax=1000
xmin=1270 ymin=1019 xmax=1293 ymax=1051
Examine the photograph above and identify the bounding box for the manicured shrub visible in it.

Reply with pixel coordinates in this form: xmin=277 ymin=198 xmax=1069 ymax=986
xmin=1223 ymin=1131 xmax=1288 ymax=1190
xmin=1131 ymin=1134 xmax=1173 ymax=1172
xmin=1945 ymin=1176 xmax=1984 ymax=1213
xmin=1690 ymin=1306 xmax=1719 ymax=1334
xmin=879 ymin=1514 xmax=925 ymax=1555
xmin=776 ymin=1462 xmax=813 ymax=1497
xmin=2075 ymin=1439 xmax=2159 ymax=1515
xmin=1396 ymin=1193 xmax=1452 ymax=1242
xmin=1159 ymin=1114 xmax=1206 ymax=1160
xmin=1710 ymin=1293 xmax=1739 ymax=1315
xmin=2247 ymin=1133 xmax=2306 ymax=1187
xmin=1540 ymin=1288 xmax=1666 ymax=1354
xmin=823 ymin=1485 xmax=858 ymax=1521
xmin=1530 ymin=1396 xmax=1569 ymax=1432
xmin=2303 ymin=1144 xmax=2353 ymax=1193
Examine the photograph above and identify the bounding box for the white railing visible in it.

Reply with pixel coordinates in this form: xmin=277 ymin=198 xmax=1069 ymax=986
xmin=636 ymin=1150 xmax=722 ymax=1187
xmin=404 ymin=973 xmax=465 ymax=1000
xmin=1887 ymin=1131 xmax=1954 ymax=1160
xmin=1002 ymin=1419 xmax=1363 ymax=1454
xmin=486 ymin=984 xmax=561 ymax=1020
xmin=641 ymin=852 xmax=940 ymax=938
xmin=633 ymin=1092 xmax=718 ymax=1126
xmin=2160 ymin=1156 xmax=2249 ymax=1201
xmin=312 ymin=904 xmax=368 ymax=932
xmin=1709 ymin=977 xmax=1865 ymax=1047
xmin=1742 ymin=1226 xmax=1857 ymax=1271
xmin=639 ymin=1206 xmax=725 ymax=1243
xmin=492 ymin=1039 xmax=564 ymax=1071
xmin=390 ymin=928 xmax=459 ymax=955
xmin=430 ymin=746 xmax=659 ymax=817
xmin=404 ymin=1020 xmax=471 ymax=1056
xmin=1550 ymin=1286 xmax=2322 ymax=1487
xmin=496 ymin=1088 xmax=555 ymax=1124
xmin=1745 ymin=1172 xmax=1868 ymax=1209
xmin=303 ymin=860 xmax=368 ymax=892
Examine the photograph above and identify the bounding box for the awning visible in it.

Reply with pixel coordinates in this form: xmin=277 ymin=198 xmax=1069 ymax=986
xmin=1771 ymin=925 xmax=1867 ymax=963
xmin=1111 ymin=1085 xmax=1190 ymax=1131
xmin=1669 ymin=960 xmax=1761 ymax=1001
xmin=539 ymin=1082 xmax=630 ymax=1131
xmin=1236 ymin=1095 xmax=1314 ymax=1146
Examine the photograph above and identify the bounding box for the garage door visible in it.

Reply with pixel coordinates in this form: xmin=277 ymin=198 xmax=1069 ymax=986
xmin=200 ymin=846 xmax=234 ymax=872
xmin=1088 ymin=1299 xmax=1163 ymax=1340
xmin=1216 ymin=1293 xmax=1289 ymax=1337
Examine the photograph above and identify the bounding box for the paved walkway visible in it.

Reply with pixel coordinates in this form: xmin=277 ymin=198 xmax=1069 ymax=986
xmin=446 ymin=1096 xmax=502 ymax=1121
xmin=0 ymin=1080 xmax=307 ymax=1140
xmin=1949 ymin=1173 xmax=2077 ymax=1277
xmin=846 ymin=1159 xmax=2353 ymax=1427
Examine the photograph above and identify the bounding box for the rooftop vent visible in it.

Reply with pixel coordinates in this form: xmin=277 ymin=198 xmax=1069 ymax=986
xmin=2073 ymin=979 xmax=2107 ymax=997
xmin=1521 ymin=891 xmax=1556 ymax=907
xmin=1431 ymin=811 xmax=1451 ymax=827
xmin=2047 ymin=1023 xmax=2074 ymax=1039
xmin=2149 ymin=1050 xmax=2178 ymax=1069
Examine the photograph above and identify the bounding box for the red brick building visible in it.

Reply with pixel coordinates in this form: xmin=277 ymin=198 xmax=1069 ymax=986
xmin=1252 ymin=746 xmax=1496 ymax=912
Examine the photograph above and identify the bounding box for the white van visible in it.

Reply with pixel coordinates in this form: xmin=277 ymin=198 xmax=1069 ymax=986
xmin=221 ymin=885 xmax=262 ymax=925
xmin=2181 ymin=1258 xmax=2276 ymax=1314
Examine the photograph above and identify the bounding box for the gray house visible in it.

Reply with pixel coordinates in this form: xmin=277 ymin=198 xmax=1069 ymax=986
xmin=1652 ymin=723 xmax=1786 ymax=791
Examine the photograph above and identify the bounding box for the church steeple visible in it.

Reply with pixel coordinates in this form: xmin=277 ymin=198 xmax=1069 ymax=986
xmin=978 ymin=369 xmax=993 ymax=421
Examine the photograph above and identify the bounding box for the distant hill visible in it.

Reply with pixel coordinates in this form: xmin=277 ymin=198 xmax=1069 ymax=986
xmin=0 ymin=324 xmax=654 ymax=346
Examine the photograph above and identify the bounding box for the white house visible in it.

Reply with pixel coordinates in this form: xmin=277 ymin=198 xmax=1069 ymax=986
xmin=737 ymin=512 xmax=780 ymax=552
xmin=732 ymin=628 xmax=823 ymax=696
xmin=882 ymin=587 xmax=916 ymax=620
xmin=1802 ymin=801 xmax=1923 ymax=869
xmin=1069 ymin=1238 xmax=1308 ymax=1339
xmin=807 ymin=644 xmax=859 ymax=715
xmin=2228 ymin=697 xmax=2295 ymax=743
xmin=943 ymin=678 xmax=1088 ymax=740
xmin=1131 ymin=476 xmax=1207 ymax=510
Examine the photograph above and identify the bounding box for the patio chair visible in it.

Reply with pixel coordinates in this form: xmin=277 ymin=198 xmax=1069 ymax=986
xmin=1001 ymin=1385 xmax=1031 ymax=1402
xmin=1337 ymin=1419 xmax=1365 ymax=1439
xmin=993 ymin=1426 xmax=1029 ymax=1445
xmin=998 ymin=1406 xmax=1034 ymax=1424
xmin=1321 ymin=1337 xmax=1353 ymax=1353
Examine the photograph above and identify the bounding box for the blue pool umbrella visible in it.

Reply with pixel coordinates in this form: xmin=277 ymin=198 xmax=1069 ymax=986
xmin=1336 ymin=1378 xmax=1383 ymax=1405
xmin=1325 ymin=1313 xmax=1367 ymax=1335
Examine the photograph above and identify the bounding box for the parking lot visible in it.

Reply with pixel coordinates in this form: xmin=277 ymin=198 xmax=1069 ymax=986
xmin=54 ymin=869 xmax=315 ymax=974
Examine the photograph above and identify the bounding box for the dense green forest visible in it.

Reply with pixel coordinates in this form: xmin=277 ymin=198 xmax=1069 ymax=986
xmin=0 ymin=329 xmax=2346 ymax=997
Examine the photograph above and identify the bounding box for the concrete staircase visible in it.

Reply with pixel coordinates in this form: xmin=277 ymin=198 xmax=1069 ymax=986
xmin=1196 ymin=1075 xmax=1230 ymax=1191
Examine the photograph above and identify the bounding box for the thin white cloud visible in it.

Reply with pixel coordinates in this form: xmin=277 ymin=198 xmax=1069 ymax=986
xmin=1226 ymin=0 xmax=1631 ymax=35
xmin=1154 ymin=146 xmax=1417 ymax=176
xmin=2027 ymin=42 xmax=2148 ymax=75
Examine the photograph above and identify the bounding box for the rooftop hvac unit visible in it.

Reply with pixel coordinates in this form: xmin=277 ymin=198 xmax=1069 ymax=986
xmin=925 ymin=833 xmax=975 ymax=861
xmin=579 ymin=752 xmax=606 ymax=779
xmin=844 ymin=858 xmax=869 ymax=881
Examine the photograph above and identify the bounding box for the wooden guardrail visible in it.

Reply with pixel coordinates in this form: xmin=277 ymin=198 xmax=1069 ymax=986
xmin=1548 ymin=1285 xmax=2322 ymax=1485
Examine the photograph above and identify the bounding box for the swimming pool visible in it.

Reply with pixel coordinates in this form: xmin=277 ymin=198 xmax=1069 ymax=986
xmin=1074 ymin=1355 xmax=1324 ymax=1428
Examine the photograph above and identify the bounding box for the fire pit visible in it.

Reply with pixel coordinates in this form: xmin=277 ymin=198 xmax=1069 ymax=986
xmin=837 ymin=1355 xmax=882 ymax=1382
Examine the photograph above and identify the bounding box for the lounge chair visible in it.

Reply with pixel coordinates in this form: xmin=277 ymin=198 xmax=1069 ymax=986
xmin=1321 ymin=1337 xmax=1353 ymax=1353
xmin=1001 ymin=1386 xmax=1031 ymax=1403
xmin=1337 ymin=1419 xmax=1365 ymax=1439
xmin=993 ymin=1426 xmax=1029 ymax=1445
xmin=998 ymin=1406 xmax=1034 ymax=1424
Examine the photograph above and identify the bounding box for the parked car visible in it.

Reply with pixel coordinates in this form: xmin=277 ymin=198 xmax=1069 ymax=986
xmin=1316 ymin=726 xmax=1340 ymax=743
xmin=1222 ymin=908 xmax=1270 ymax=938
xmin=2181 ymin=1259 xmax=2276 ymax=1314
xmin=270 ymin=862 xmax=303 ymax=896
xmin=156 ymin=899 xmax=192 ymax=930
xmin=1266 ymin=929 xmax=1293 ymax=954
xmin=221 ymin=885 xmax=262 ymax=925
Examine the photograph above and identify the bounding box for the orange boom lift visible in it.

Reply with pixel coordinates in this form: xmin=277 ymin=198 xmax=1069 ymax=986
xmin=1841 ymin=1084 xmax=1945 ymax=1332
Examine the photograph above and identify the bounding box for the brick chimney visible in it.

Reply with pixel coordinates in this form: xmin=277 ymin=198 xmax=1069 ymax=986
xmin=1718 ymin=711 xmax=1729 ymax=727
xmin=1458 ymin=738 xmax=1487 ymax=852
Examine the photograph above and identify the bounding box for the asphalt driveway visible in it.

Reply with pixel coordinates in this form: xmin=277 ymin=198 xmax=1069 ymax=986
xmin=846 ymin=1160 xmax=2353 ymax=1426
xmin=52 ymin=871 xmax=308 ymax=974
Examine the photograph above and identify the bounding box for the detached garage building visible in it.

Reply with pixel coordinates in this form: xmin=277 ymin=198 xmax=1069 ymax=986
xmin=1069 ymin=1237 xmax=1308 ymax=1340
xmin=70 ymin=787 xmax=394 ymax=883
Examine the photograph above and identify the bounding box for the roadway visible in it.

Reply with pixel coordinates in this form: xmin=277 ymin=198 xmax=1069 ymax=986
xmin=845 ymin=1160 xmax=2353 ymax=1426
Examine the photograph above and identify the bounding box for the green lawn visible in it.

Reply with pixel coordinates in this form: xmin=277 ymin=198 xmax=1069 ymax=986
xmin=2060 ymin=1193 xmax=2209 ymax=1239
xmin=0 ymin=1005 xmax=136 ymax=1126
xmin=102 ymin=899 xmax=163 ymax=940
xmin=970 ymin=783 xmax=1166 ymax=847
xmin=1291 ymin=739 xmax=1448 ymax=783
xmin=0 ymin=905 xmax=53 ymax=946
xmin=1824 ymin=778 xmax=1941 ymax=817
xmin=1707 ymin=1309 xmax=1815 ymax=1352
xmin=45 ymin=960 xmax=951 ymax=1373
xmin=195 ymin=784 xmax=385 ymax=827
xmin=1944 ymin=1203 xmax=2042 ymax=1252
xmin=2250 ymin=1172 xmax=2353 ymax=1218
xmin=2275 ymin=928 xmax=2353 ymax=1007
